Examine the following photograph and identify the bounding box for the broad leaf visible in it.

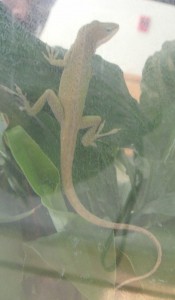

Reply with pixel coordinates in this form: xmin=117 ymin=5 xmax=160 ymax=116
xmin=5 ymin=126 xmax=61 ymax=198
xmin=24 ymin=218 xmax=116 ymax=300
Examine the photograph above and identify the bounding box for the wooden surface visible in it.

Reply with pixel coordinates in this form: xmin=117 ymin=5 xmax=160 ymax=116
xmin=124 ymin=73 xmax=141 ymax=101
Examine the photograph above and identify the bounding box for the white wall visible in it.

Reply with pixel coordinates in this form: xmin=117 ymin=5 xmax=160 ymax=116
xmin=41 ymin=0 xmax=175 ymax=75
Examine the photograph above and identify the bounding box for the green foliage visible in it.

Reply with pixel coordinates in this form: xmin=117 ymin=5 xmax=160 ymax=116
xmin=6 ymin=126 xmax=60 ymax=197
xmin=1 ymin=1 xmax=175 ymax=299
xmin=5 ymin=126 xmax=116 ymax=300
xmin=0 ymin=226 xmax=25 ymax=299
xmin=24 ymin=220 xmax=116 ymax=300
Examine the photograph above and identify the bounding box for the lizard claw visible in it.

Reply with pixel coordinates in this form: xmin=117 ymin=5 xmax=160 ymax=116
xmin=0 ymin=84 xmax=28 ymax=112
xmin=82 ymin=120 xmax=120 ymax=147
xmin=42 ymin=45 xmax=60 ymax=65
xmin=14 ymin=84 xmax=26 ymax=99
xmin=13 ymin=84 xmax=31 ymax=112
xmin=95 ymin=120 xmax=120 ymax=141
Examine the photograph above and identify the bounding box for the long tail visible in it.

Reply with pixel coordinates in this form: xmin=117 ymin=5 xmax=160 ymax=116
xmin=64 ymin=178 xmax=162 ymax=290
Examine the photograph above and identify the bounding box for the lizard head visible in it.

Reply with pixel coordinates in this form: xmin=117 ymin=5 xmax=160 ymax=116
xmin=78 ymin=20 xmax=119 ymax=50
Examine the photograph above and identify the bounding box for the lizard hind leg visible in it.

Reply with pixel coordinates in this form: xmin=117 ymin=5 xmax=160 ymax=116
xmin=81 ymin=115 xmax=101 ymax=147
xmin=81 ymin=115 xmax=120 ymax=147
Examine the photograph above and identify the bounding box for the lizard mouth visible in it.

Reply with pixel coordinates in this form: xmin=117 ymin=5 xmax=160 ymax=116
xmin=96 ymin=23 xmax=119 ymax=48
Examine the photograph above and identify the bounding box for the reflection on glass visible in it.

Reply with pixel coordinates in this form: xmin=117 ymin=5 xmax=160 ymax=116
xmin=0 ymin=0 xmax=175 ymax=299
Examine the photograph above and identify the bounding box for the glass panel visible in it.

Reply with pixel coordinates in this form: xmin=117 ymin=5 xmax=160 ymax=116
xmin=0 ymin=0 xmax=175 ymax=299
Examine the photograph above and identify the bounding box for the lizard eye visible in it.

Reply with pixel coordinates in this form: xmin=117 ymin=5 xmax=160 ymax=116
xmin=106 ymin=27 xmax=112 ymax=32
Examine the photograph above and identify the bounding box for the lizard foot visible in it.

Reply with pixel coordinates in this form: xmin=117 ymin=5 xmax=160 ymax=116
xmin=82 ymin=120 xmax=120 ymax=147
xmin=42 ymin=45 xmax=64 ymax=67
xmin=13 ymin=85 xmax=34 ymax=115
xmin=42 ymin=45 xmax=59 ymax=63
xmin=94 ymin=120 xmax=120 ymax=142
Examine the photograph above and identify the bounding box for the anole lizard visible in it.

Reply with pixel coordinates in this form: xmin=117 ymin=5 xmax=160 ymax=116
xmin=1 ymin=21 xmax=162 ymax=290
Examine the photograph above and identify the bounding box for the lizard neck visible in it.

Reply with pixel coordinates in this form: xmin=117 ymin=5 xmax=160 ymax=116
xmin=73 ymin=30 xmax=97 ymax=60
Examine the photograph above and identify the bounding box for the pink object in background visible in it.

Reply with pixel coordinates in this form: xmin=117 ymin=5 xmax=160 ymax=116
xmin=138 ymin=16 xmax=151 ymax=32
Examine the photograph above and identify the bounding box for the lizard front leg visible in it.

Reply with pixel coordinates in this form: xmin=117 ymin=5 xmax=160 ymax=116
xmin=81 ymin=115 xmax=120 ymax=147
xmin=13 ymin=85 xmax=64 ymax=124
xmin=0 ymin=45 xmax=67 ymax=121
xmin=43 ymin=45 xmax=72 ymax=68
xmin=43 ymin=45 xmax=66 ymax=68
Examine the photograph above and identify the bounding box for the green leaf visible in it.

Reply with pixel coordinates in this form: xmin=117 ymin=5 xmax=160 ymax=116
xmin=143 ymin=193 xmax=175 ymax=217
xmin=140 ymin=40 xmax=175 ymax=160
xmin=5 ymin=125 xmax=69 ymax=230
xmin=24 ymin=218 xmax=116 ymax=300
xmin=129 ymin=41 xmax=175 ymax=228
xmin=5 ymin=125 xmax=60 ymax=197
xmin=0 ymin=113 xmax=7 ymax=164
